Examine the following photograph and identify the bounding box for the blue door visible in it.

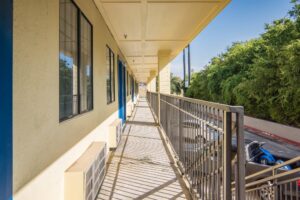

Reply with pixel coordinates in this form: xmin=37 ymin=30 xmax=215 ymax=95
xmin=118 ymin=59 xmax=126 ymax=123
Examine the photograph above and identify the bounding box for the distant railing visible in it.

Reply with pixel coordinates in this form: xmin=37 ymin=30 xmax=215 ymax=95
xmin=147 ymin=92 xmax=158 ymax=117
xmin=147 ymin=91 xmax=245 ymax=199
xmin=244 ymin=156 xmax=300 ymax=200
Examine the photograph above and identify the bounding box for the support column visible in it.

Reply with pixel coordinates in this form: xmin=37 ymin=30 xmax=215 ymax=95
xmin=0 ymin=0 xmax=13 ymax=199
xmin=147 ymin=70 xmax=157 ymax=92
xmin=157 ymin=50 xmax=171 ymax=124
xmin=159 ymin=64 xmax=171 ymax=94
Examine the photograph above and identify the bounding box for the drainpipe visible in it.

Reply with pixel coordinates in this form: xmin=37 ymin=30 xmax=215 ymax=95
xmin=157 ymin=70 xmax=160 ymax=124
xmin=187 ymin=44 xmax=191 ymax=86
xmin=183 ymin=48 xmax=186 ymax=95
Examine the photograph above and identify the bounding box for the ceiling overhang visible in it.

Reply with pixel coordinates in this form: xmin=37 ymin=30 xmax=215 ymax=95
xmin=94 ymin=0 xmax=231 ymax=83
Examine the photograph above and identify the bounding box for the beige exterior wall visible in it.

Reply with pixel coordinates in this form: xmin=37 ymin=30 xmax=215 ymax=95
xmin=13 ymin=111 xmax=118 ymax=200
xmin=146 ymin=64 xmax=170 ymax=94
xmin=139 ymin=85 xmax=147 ymax=98
xmin=13 ymin=0 xmax=128 ymax=199
xmin=157 ymin=51 xmax=171 ymax=94
xmin=159 ymin=64 xmax=171 ymax=94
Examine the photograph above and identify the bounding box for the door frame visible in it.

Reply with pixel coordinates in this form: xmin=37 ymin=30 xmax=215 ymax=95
xmin=118 ymin=58 xmax=126 ymax=123
xmin=0 ymin=0 xmax=13 ymax=199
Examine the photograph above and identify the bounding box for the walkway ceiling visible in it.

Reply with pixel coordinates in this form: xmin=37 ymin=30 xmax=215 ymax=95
xmin=94 ymin=0 xmax=230 ymax=83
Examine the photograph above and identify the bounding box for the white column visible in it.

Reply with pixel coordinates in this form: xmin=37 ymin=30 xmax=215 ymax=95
xmin=157 ymin=50 xmax=171 ymax=123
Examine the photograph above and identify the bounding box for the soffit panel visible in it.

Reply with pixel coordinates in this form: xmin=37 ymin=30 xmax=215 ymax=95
xmin=143 ymin=56 xmax=158 ymax=64
xmin=127 ymin=56 xmax=143 ymax=65
xmin=102 ymin=3 xmax=142 ymax=40
xmin=144 ymin=41 xmax=187 ymax=56
xmin=146 ymin=2 xmax=218 ymax=40
xmin=128 ymin=57 xmax=158 ymax=65
xmin=94 ymin=0 xmax=230 ymax=82
xmin=131 ymin=64 xmax=157 ymax=71
xmin=135 ymin=72 xmax=150 ymax=75
xmin=119 ymin=41 xmax=143 ymax=56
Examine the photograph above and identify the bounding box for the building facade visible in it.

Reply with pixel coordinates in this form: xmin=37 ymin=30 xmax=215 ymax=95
xmin=0 ymin=0 xmax=230 ymax=199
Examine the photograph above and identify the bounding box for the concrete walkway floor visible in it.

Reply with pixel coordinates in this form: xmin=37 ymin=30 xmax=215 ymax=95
xmin=97 ymin=98 xmax=190 ymax=200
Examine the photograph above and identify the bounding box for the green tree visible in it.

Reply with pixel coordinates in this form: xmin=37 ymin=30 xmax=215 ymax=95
xmin=171 ymin=73 xmax=183 ymax=95
xmin=186 ymin=0 xmax=300 ymax=127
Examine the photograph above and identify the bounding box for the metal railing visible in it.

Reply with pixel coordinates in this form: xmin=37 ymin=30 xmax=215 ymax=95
xmin=244 ymin=156 xmax=300 ymax=200
xmin=147 ymin=91 xmax=245 ymax=199
xmin=147 ymin=91 xmax=159 ymax=117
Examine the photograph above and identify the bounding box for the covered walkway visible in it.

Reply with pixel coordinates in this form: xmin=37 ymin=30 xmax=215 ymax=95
xmin=97 ymin=99 xmax=190 ymax=200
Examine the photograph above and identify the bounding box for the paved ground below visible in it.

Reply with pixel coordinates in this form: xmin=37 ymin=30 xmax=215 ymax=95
xmin=244 ymin=130 xmax=300 ymax=160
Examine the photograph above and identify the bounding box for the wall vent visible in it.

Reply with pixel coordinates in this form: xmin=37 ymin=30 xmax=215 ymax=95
xmin=108 ymin=118 xmax=122 ymax=150
xmin=65 ymin=142 xmax=106 ymax=200
xmin=127 ymin=103 xmax=133 ymax=117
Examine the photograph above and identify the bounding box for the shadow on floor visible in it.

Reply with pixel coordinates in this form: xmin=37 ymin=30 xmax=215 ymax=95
xmin=125 ymin=121 xmax=157 ymax=127
xmin=97 ymin=99 xmax=189 ymax=200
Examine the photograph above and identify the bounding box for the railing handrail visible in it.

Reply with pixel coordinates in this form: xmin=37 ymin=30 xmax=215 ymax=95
xmin=149 ymin=91 xmax=244 ymax=113
xmin=245 ymin=156 xmax=300 ymax=181
xmin=245 ymin=167 xmax=300 ymax=188
xmin=147 ymin=90 xmax=245 ymax=199
xmin=147 ymin=91 xmax=299 ymax=199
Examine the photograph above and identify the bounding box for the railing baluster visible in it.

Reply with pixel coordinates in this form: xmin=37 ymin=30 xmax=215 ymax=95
xmin=223 ymin=111 xmax=232 ymax=200
xmin=146 ymin=91 xmax=248 ymax=200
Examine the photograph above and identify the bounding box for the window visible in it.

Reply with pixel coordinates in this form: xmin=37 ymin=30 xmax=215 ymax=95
xmin=59 ymin=0 xmax=93 ymax=121
xmin=106 ymin=46 xmax=115 ymax=104
xmin=130 ymin=75 xmax=133 ymax=95
xmin=131 ymin=76 xmax=134 ymax=101
xmin=126 ymin=72 xmax=129 ymax=96
xmin=135 ymin=81 xmax=138 ymax=95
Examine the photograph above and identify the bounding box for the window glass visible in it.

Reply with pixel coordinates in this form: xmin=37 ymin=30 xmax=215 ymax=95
xmin=126 ymin=71 xmax=129 ymax=96
xmin=106 ymin=46 xmax=115 ymax=104
xmin=59 ymin=0 xmax=78 ymax=120
xmin=59 ymin=0 xmax=93 ymax=121
xmin=80 ymin=15 xmax=93 ymax=112
xmin=111 ymin=51 xmax=115 ymax=102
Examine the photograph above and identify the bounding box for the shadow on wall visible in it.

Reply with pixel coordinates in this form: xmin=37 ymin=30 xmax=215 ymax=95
xmin=13 ymin=111 xmax=119 ymax=200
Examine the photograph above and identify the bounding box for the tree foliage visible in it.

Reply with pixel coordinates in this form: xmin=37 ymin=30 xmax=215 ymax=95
xmin=186 ymin=0 xmax=300 ymax=127
xmin=171 ymin=73 xmax=183 ymax=95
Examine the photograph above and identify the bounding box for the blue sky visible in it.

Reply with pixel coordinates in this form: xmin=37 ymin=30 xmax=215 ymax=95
xmin=171 ymin=0 xmax=294 ymax=78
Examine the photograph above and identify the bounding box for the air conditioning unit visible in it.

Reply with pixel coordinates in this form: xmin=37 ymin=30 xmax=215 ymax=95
xmin=108 ymin=118 xmax=122 ymax=150
xmin=133 ymin=95 xmax=138 ymax=105
xmin=65 ymin=142 xmax=106 ymax=200
xmin=126 ymin=103 xmax=133 ymax=117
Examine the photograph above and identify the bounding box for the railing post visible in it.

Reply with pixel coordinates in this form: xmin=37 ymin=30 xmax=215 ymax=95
xmin=179 ymin=99 xmax=183 ymax=160
xmin=235 ymin=112 xmax=245 ymax=200
xmin=158 ymin=93 xmax=160 ymax=124
xmin=273 ymin=168 xmax=278 ymax=200
xmin=157 ymin=68 xmax=160 ymax=124
xmin=223 ymin=111 xmax=232 ymax=200
xmin=149 ymin=91 xmax=151 ymax=106
xmin=154 ymin=93 xmax=246 ymax=199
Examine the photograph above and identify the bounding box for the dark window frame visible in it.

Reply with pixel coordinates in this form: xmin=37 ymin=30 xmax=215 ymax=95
xmin=126 ymin=71 xmax=129 ymax=96
xmin=59 ymin=0 xmax=93 ymax=122
xmin=106 ymin=45 xmax=115 ymax=104
xmin=129 ymin=75 xmax=132 ymax=95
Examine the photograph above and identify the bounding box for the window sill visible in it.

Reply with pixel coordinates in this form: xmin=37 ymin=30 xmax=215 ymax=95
xmin=59 ymin=109 xmax=93 ymax=123
xmin=107 ymin=101 xmax=116 ymax=105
